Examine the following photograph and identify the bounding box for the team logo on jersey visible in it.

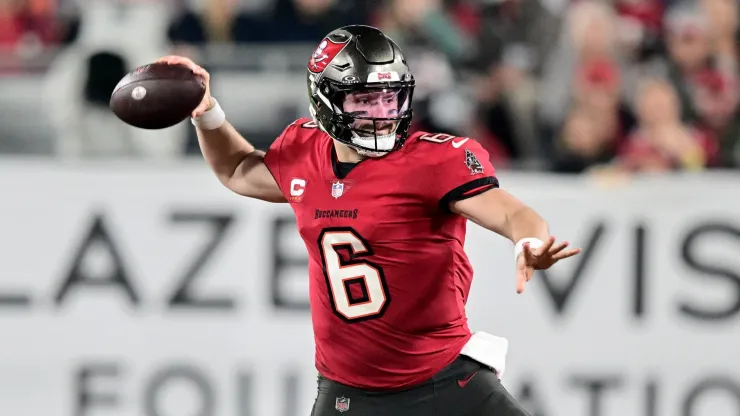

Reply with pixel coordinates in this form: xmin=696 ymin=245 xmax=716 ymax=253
xmin=331 ymin=181 xmax=345 ymax=199
xmin=309 ymin=37 xmax=349 ymax=74
xmin=335 ymin=396 xmax=350 ymax=412
xmin=465 ymin=149 xmax=484 ymax=175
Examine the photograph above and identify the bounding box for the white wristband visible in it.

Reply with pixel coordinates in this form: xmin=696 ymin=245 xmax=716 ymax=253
xmin=191 ymin=98 xmax=226 ymax=130
xmin=515 ymin=238 xmax=544 ymax=261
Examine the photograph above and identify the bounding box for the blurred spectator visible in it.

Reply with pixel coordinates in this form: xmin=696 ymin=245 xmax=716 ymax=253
xmin=700 ymin=0 xmax=738 ymax=57
xmin=45 ymin=0 xmax=186 ymax=158
xmin=472 ymin=0 xmax=560 ymax=77
xmin=0 ymin=0 xmax=736 ymax=172
xmin=0 ymin=0 xmax=79 ymax=73
xmin=613 ymin=0 xmax=664 ymax=62
xmin=641 ymin=1 xmax=738 ymax=166
xmin=170 ymin=0 xmax=367 ymax=44
xmin=618 ymin=79 xmax=717 ymax=172
xmin=0 ymin=0 xmax=23 ymax=47
xmin=553 ymin=58 xmax=636 ymax=173
xmin=694 ymin=68 xmax=738 ymax=142
xmin=553 ymin=109 xmax=613 ymax=173
xmin=660 ymin=3 xmax=715 ymax=122
xmin=374 ymin=0 xmax=474 ymax=63
xmin=698 ymin=0 xmax=739 ymax=165
xmin=275 ymin=0 xmax=369 ymax=42
xmin=168 ymin=0 xmax=211 ymax=46
xmin=0 ymin=0 xmax=58 ymax=49
xmin=169 ymin=0 xmax=271 ymax=45
xmin=202 ymin=0 xmax=236 ymax=42
xmin=647 ymin=3 xmax=735 ymax=120
xmin=467 ymin=63 xmax=517 ymax=167
xmin=539 ymin=1 xmax=629 ymax=138
xmin=233 ymin=0 xmax=369 ymax=43
xmin=469 ymin=0 xmax=561 ymax=167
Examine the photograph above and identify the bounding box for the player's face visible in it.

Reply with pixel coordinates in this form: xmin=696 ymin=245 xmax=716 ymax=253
xmin=343 ymin=89 xmax=401 ymax=136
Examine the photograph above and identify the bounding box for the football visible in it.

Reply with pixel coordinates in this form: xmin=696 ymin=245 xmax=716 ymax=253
xmin=109 ymin=62 xmax=206 ymax=130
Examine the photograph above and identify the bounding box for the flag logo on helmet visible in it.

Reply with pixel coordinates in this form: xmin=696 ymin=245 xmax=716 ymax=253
xmin=308 ymin=37 xmax=350 ymax=74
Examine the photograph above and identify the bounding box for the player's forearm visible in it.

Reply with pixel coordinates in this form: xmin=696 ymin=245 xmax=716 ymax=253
xmin=505 ymin=206 xmax=551 ymax=244
xmin=196 ymin=120 xmax=257 ymax=185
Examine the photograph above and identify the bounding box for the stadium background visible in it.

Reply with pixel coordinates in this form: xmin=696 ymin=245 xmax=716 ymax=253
xmin=1 ymin=0 xmax=739 ymax=415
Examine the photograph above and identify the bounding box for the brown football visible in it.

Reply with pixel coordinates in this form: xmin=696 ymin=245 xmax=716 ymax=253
xmin=110 ymin=62 xmax=206 ymax=130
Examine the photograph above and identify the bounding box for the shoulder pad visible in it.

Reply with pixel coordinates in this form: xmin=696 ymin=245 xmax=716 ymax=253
xmin=293 ymin=118 xmax=319 ymax=130
xmin=407 ymin=131 xmax=489 ymax=165
xmin=278 ymin=118 xmax=320 ymax=146
xmin=413 ymin=132 xmax=458 ymax=144
xmin=409 ymin=131 xmax=479 ymax=153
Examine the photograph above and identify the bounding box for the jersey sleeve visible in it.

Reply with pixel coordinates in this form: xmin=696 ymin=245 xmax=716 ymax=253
xmin=426 ymin=137 xmax=499 ymax=212
xmin=262 ymin=120 xmax=303 ymax=195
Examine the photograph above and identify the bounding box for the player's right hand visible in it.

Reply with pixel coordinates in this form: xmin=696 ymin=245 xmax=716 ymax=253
xmin=155 ymin=55 xmax=213 ymax=118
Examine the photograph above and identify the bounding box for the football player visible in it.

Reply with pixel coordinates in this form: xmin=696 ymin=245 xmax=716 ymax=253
xmin=158 ymin=25 xmax=580 ymax=416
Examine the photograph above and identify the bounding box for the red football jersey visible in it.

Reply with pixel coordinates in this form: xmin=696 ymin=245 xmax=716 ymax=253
xmin=263 ymin=119 xmax=499 ymax=390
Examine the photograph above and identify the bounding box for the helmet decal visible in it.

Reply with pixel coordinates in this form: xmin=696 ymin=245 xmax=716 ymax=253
xmin=308 ymin=38 xmax=350 ymax=74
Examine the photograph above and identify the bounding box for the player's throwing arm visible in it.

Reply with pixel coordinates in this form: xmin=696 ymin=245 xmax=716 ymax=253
xmin=156 ymin=56 xmax=287 ymax=203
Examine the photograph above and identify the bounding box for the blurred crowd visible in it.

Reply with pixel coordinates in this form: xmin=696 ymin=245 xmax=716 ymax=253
xmin=0 ymin=0 xmax=738 ymax=174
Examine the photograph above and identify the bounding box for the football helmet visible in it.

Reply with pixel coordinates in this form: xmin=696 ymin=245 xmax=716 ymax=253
xmin=306 ymin=25 xmax=415 ymax=157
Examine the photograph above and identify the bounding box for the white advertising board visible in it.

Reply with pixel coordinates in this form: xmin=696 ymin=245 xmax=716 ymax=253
xmin=0 ymin=160 xmax=738 ymax=416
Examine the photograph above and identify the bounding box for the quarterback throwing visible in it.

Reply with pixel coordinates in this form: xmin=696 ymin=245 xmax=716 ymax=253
xmin=159 ymin=25 xmax=580 ymax=416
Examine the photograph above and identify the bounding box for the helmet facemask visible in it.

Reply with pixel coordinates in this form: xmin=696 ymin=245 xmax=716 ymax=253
xmin=311 ymin=79 xmax=415 ymax=158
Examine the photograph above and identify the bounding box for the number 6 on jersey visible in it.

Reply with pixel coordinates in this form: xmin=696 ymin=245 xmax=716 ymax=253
xmin=318 ymin=228 xmax=390 ymax=322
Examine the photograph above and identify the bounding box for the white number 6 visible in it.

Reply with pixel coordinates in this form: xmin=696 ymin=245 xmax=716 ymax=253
xmin=319 ymin=228 xmax=390 ymax=322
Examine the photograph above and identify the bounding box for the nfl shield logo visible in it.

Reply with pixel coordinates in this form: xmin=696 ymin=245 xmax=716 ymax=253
xmin=335 ymin=396 xmax=350 ymax=413
xmin=331 ymin=182 xmax=344 ymax=199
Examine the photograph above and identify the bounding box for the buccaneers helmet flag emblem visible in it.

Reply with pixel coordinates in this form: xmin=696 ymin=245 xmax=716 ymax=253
xmin=308 ymin=37 xmax=349 ymax=74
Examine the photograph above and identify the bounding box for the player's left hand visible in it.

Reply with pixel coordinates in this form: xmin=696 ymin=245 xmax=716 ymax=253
xmin=516 ymin=236 xmax=581 ymax=294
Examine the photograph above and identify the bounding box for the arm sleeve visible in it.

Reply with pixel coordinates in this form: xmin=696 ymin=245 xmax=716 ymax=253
xmin=428 ymin=138 xmax=499 ymax=212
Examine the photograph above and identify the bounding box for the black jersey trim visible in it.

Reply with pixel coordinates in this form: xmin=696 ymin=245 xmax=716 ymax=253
xmin=439 ymin=176 xmax=499 ymax=212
